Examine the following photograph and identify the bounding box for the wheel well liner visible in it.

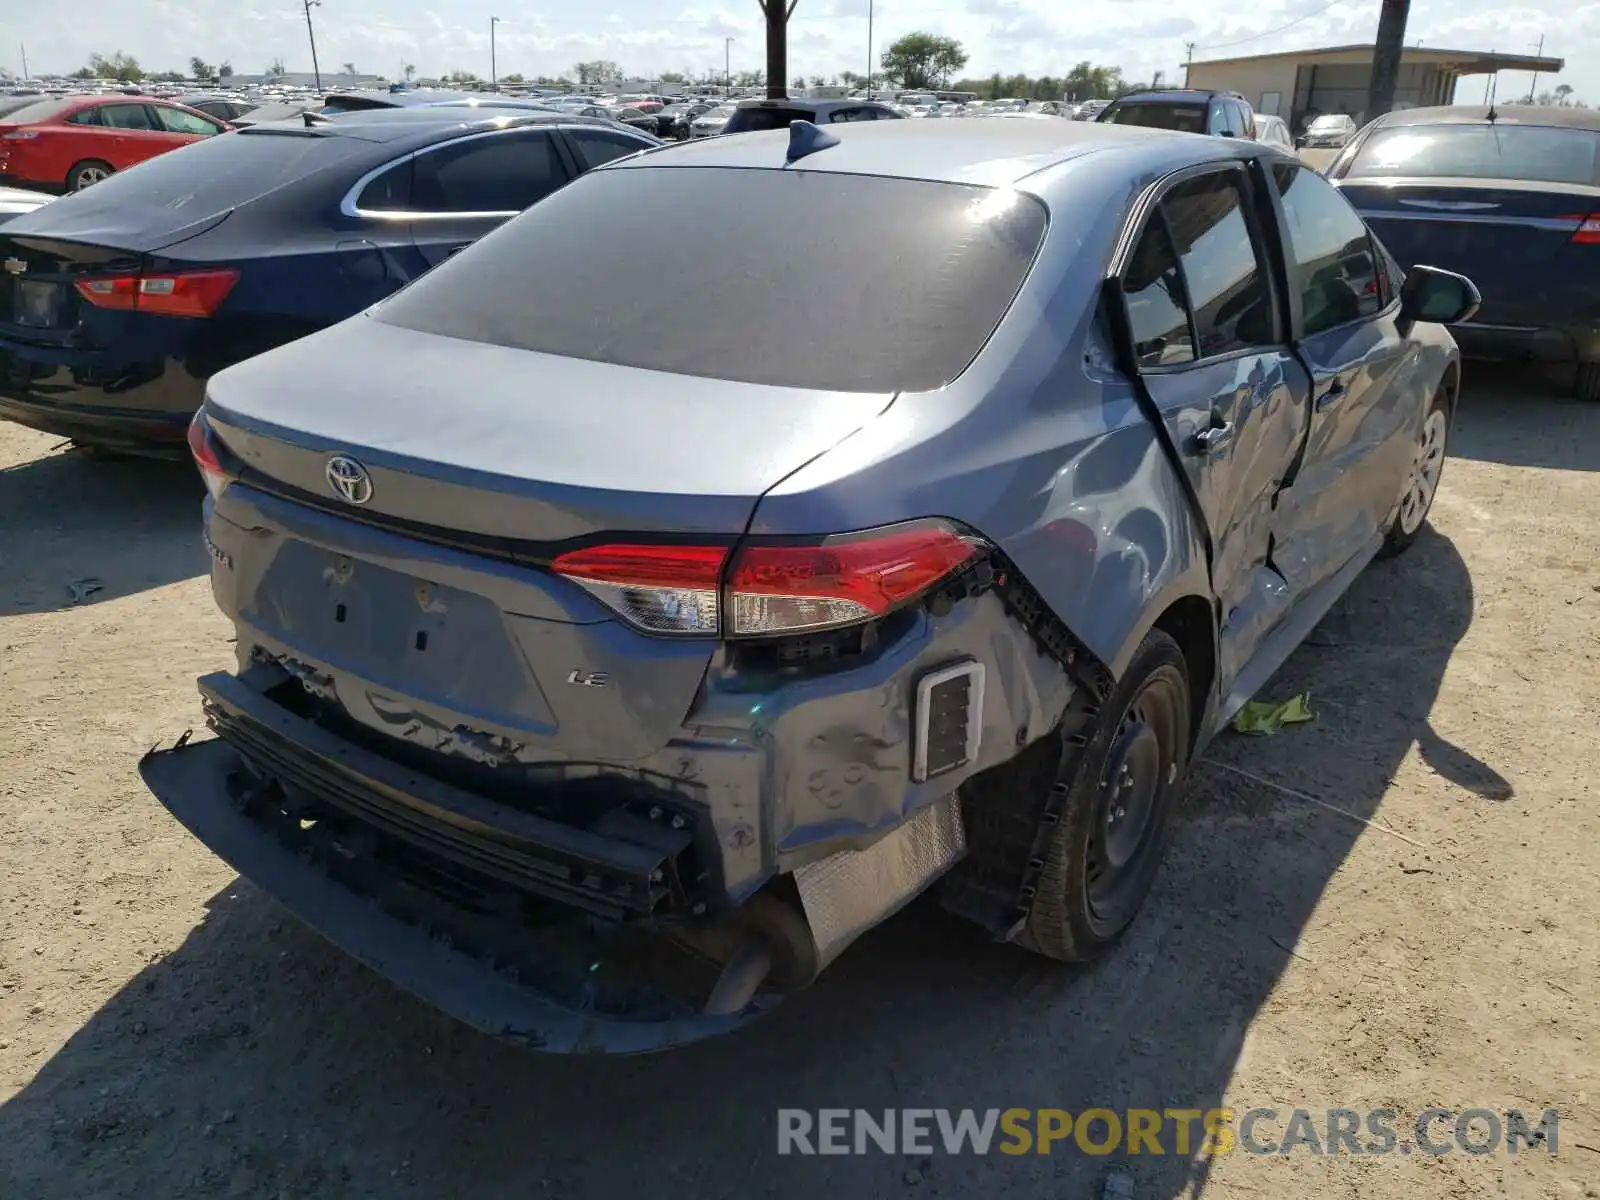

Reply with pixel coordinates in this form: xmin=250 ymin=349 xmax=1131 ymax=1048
xmin=1151 ymin=593 xmax=1216 ymax=752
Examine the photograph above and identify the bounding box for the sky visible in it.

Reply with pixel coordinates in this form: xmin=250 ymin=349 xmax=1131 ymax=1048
xmin=3 ymin=0 xmax=1596 ymax=101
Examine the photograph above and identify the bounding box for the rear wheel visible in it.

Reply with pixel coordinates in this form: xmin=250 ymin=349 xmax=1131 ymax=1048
xmin=1575 ymin=361 xmax=1600 ymax=403
xmin=1380 ymin=387 xmax=1449 ymax=557
xmin=1019 ymin=629 xmax=1191 ymax=962
xmin=66 ymin=159 xmax=113 ymax=191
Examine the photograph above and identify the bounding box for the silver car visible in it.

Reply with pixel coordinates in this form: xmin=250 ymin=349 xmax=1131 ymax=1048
xmin=147 ymin=118 xmax=1478 ymax=1053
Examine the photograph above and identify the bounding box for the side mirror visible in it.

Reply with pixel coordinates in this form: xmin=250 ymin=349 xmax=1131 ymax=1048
xmin=1398 ymin=264 xmax=1481 ymax=333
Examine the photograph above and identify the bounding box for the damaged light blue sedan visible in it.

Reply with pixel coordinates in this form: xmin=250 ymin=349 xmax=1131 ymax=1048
xmin=142 ymin=117 xmax=1478 ymax=1052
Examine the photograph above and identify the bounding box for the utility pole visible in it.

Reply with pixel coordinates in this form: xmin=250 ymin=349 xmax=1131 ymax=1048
xmin=725 ymin=36 xmax=734 ymax=97
xmin=19 ymin=43 xmax=28 ymax=81
xmin=1365 ymin=0 xmax=1410 ymax=122
xmin=1527 ymin=34 xmax=1545 ymax=103
xmin=490 ymin=16 xmax=499 ymax=88
xmin=1184 ymin=41 xmax=1195 ymax=87
xmin=866 ymin=0 xmax=874 ymax=98
xmin=303 ymin=0 xmax=323 ymax=92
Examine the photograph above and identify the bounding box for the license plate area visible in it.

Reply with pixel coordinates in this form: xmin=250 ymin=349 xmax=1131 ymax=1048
xmin=13 ymin=278 xmax=63 ymax=328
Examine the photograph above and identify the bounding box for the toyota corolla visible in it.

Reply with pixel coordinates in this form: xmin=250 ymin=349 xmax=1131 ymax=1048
xmin=141 ymin=119 xmax=1478 ymax=1052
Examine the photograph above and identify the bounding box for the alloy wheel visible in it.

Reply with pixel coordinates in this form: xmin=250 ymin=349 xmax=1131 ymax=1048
xmin=1398 ymin=408 xmax=1448 ymax=536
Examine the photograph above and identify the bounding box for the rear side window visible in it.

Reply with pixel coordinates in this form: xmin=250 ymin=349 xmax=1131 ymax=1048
xmin=1103 ymin=102 xmax=1206 ymax=135
xmin=375 ymin=167 xmax=1048 ymax=392
xmin=409 ymin=131 xmax=566 ymax=213
xmin=1345 ymin=123 xmax=1600 ymax=186
xmin=356 ymin=159 xmax=412 ymax=211
xmin=1123 ymin=217 xmax=1195 ymax=367
xmin=563 ymin=127 xmax=651 ymax=171
xmin=1271 ymin=163 xmax=1382 ymax=336
xmin=100 ymin=104 xmax=156 ymax=131
xmin=1159 ymin=171 xmax=1274 ymax=356
xmin=724 ymin=105 xmax=813 ymax=133
xmin=154 ymin=106 xmax=221 ymax=136
xmin=65 ymin=108 xmax=103 ymax=127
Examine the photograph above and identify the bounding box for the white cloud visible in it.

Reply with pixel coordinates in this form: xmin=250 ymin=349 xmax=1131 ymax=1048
xmin=5 ymin=0 xmax=1590 ymax=99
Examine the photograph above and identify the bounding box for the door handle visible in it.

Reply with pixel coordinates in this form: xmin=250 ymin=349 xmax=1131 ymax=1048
xmin=1316 ymin=376 xmax=1348 ymax=411
xmin=1192 ymin=420 xmax=1234 ymax=454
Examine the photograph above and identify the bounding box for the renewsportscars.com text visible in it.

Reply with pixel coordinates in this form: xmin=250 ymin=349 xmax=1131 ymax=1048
xmin=776 ymin=1107 xmax=1560 ymax=1157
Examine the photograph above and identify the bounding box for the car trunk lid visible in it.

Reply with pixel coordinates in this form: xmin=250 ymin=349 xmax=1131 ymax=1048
xmin=1338 ymin=176 xmax=1600 ymax=323
xmin=201 ymin=315 xmax=888 ymax=761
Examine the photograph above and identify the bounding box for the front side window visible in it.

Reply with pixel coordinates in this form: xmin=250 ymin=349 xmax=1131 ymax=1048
xmin=99 ymin=104 xmax=156 ymax=131
xmin=1161 ymin=171 xmax=1275 ymax=356
xmin=1271 ymin=162 xmax=1382 ymax=336
xmin=409 ymin=131 xmax=566 ymax=214
xmin=155 ymin=106 xmax=222 ymax=136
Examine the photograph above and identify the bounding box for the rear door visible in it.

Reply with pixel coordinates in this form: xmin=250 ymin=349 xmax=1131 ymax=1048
xmin=1267 ymin=160 xmax=1413 ymax=591
xmin=1118 ymin=162 xmax=1312 ymax=686
xmin=558 ymin=126 xmax=657 ymax=171
xmin=407 ymin=128 xmax=573 ymax=267
xmin=1332 ymin=119 xmax=1600 ymax=330
xmin=95 ymin=103 xmax=179 ymax=168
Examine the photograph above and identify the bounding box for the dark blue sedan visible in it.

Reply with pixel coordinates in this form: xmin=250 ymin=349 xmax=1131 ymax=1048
xmin=0 ymin=108 xmax=658 ymax=454
xmin=1328 ymin=104 xmax=1600 ymax=401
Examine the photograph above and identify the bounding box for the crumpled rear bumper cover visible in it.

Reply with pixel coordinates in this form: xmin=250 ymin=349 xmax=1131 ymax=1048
xmin=138 ymin=731 xmax=778 ymax=1055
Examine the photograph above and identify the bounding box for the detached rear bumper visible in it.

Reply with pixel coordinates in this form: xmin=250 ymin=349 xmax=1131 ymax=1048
xmin=139 ymin=680 xmax=779 ymax=1053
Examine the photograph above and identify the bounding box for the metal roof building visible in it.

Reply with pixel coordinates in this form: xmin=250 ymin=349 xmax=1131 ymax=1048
xmin=1185 ymin=44 xmax=1565 ymax=131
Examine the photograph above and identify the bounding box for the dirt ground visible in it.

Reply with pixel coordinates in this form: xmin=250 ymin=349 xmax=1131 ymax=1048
xmin=0 ymin=366 xmax=1596 ymax=1200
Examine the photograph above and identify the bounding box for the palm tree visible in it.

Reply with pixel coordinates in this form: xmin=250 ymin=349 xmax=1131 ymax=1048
xmin=342 ymin=61 xmax=356 ymax=80
xmin=403 ymin=62 xmax=416 ymax=82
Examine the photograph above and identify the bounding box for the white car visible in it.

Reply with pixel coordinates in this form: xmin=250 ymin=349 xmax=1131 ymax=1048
xmin=688 ymin=104 xmax=736 ymax=138
xmin=0 ymin=184 xmax=50 ymax=226
xmin=1252 ymin=113 xmax=1294 ymax=151
xmin=1301 ymin=112 xmax=1358 ymax=148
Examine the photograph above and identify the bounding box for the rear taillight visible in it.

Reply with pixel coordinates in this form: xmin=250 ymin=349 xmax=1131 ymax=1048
xmin=75 ymin=269 xmax=239 ymax=317
xmin=1561 ymin=213 xmax=1600 ymax=245
xmin=187 ymin=410 xmax=232 ymax=500
xmin=551 ymin=519 xmax=985 ymax=637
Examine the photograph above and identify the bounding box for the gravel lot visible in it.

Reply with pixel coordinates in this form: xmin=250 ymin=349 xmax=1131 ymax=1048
xmin=1 ymin=366 xmax=1596 ymax=1199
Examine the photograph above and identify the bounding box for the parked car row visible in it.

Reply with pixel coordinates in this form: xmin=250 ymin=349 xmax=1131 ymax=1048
xmin=122 ymin=114 xmax=1477 ymax=1053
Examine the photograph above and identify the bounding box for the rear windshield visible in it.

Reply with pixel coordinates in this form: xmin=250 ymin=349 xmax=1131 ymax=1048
xmin=1346 ymin=123 xmax=1600 ymax=186
xmin=724 ymin=105 xmax=814 ymax=133
xmin=1 ymin=98 xmax=79 ymax=124
xmin=49 ymin=129 xmax=364 ymax=211
xmin=374 ymin=167 xmax=1048 ymax=393
xmin=1100 ymin=101 xmax=1206 ymax=134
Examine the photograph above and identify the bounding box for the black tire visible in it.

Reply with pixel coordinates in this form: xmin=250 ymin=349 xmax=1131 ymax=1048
xmin=66 ymin=159 xmax=114 ymax=191
xmin=1379 ymin=386 xmax=1450 ymax=557
xmin=1018 ymin=628 xmax=1191 ymax=962
xmin=1576 ymin=361 xmax=1600 ymax=403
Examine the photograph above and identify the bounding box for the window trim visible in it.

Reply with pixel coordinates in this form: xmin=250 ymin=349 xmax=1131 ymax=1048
xmin=339 ymin=125 xmax=571 ymax=222
xmin=1109 ymin=158 xmax=1289 ymax=376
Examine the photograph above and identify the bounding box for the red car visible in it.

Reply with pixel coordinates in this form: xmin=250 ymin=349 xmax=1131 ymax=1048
xmin=0 ymin=95 xmax=228 ymax=193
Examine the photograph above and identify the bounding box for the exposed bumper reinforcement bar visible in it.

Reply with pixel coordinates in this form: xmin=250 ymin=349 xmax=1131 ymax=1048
xmin=139 ymin=734 xmax=778 ymax=1053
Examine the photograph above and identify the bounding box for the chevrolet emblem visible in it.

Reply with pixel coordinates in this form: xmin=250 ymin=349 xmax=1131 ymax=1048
xmin=2 ymin=258 xmax=24 ymax=276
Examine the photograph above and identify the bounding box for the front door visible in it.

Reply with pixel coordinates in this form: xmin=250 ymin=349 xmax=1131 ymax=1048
xmin=1119 ymin=163 xmax=1313 ymax=689
xmin=1264 ymin=161 xmax=1414 ymax=594
xmin=406 ymin=128 xmax=573 ymax=268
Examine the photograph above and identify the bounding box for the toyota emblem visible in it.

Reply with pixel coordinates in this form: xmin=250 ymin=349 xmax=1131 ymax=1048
xmin=325 ymin=455 xmax=373 ymax=505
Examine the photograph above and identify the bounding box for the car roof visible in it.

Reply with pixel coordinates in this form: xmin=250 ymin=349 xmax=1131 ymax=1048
xmin=241 ymin=107 xmax=619 ymax=145
xmin=734 ymin=97 xmax=891 ymax=112
xmin=1109 ymin=89 xmax=1236 ymax=105
xmin=1368 ymin=104 xmax=1600 ymax=131
xmin=614 ymin=117 xmax=1234 ymax=187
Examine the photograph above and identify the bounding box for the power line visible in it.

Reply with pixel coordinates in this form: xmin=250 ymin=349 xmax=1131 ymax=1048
xmin=1193 ymin=0 xmax=1348 ymax=55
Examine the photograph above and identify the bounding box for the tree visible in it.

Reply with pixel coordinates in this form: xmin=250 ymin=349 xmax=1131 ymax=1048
xmin=659 ymin=70 xmax=686 ymax=83
xmin=402 ymin=62 xmax=416 ymax=81
xmin=341 ymin=61 xmax=356 ymax=78
xmin=89 ymin=52 xmax=144 ymax=82
xmin=572 ymin=60 xmax=622 ymax=85
xmin=734 ymin=68 xmax=765 ymax=88
xmin=443 ymin=69 xmax=481 ymax=84
xmin=880 ymin=32 xmax=967 ymax=90
xmin=758 ymin=0 xmax=797 ymax=100
xmin=792 ymin=74 xmax=805 ymax=89
xmin=268 ymin=57 xmax=287 ymax=76
xmin=1062 ymin=60 xmax=1124 ymax=101
xmin=148 ymin=70 xmax=185 ymax=82
xmin=218 ymin=61 xmax=233 ymax=78
xmin=189 ymin=57 xmax=213 ymax=79
xmin=70 ymin=66 xmax=94 ymax=80
xmin=501 ymin=72 xmax=524 ymax=84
